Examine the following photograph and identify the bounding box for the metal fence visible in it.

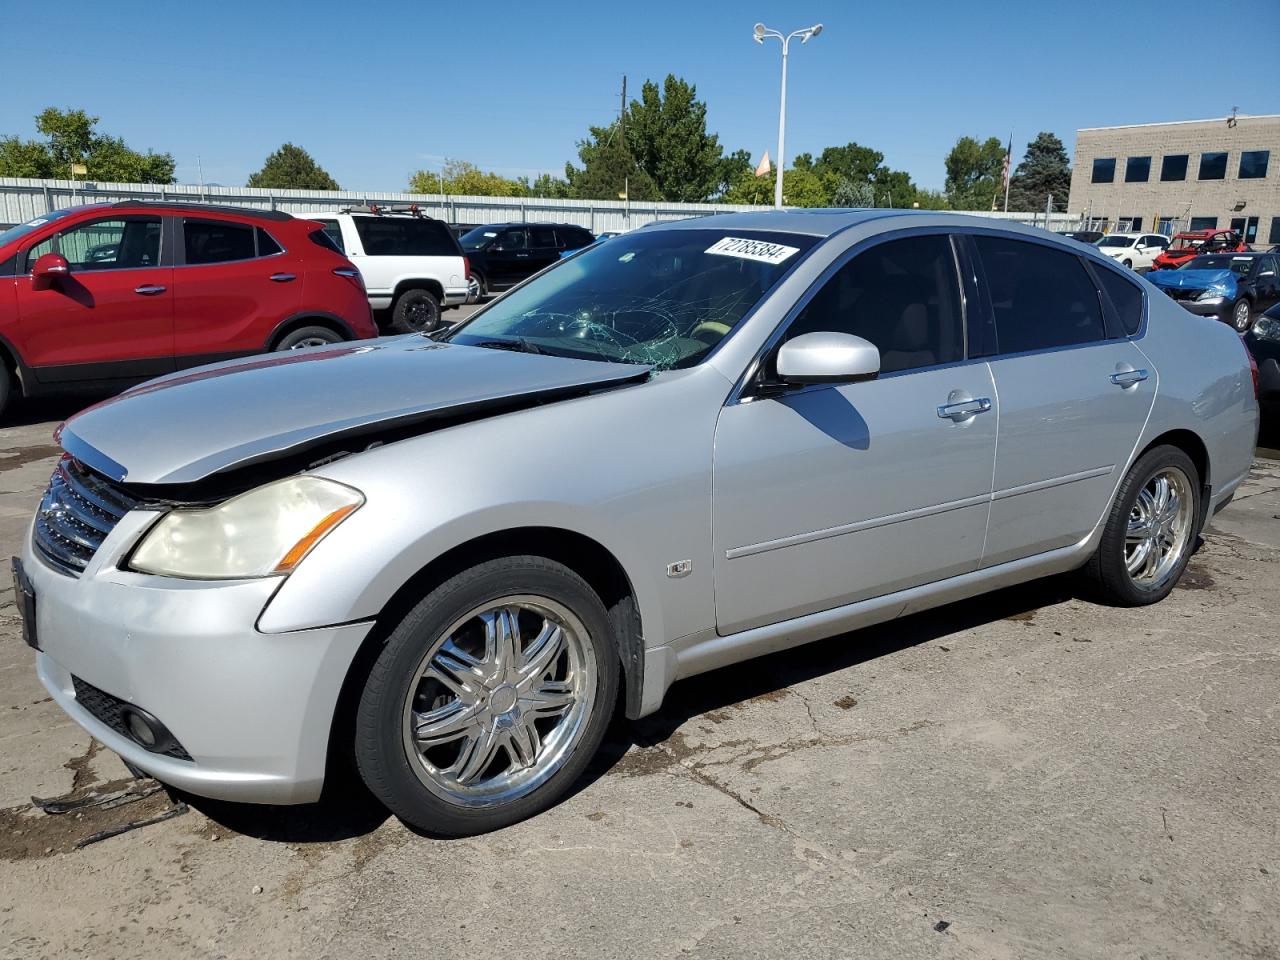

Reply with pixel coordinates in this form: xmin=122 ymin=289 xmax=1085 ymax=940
xmin=1 ymin=176 xmax=1084 ymax=232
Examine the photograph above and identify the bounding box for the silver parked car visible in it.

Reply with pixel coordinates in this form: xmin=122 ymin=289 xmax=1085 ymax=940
xmin=19 ymin=211 xmax=1259 ymax=836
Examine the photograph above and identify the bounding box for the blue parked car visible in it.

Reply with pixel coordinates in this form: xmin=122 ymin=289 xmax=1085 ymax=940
xmin=1147 ymin=251 xmax=1280 ymax=333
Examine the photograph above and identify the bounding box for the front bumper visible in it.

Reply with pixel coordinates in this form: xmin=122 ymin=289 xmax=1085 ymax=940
xmin=23 ymin=511 xmax=373 ymax=804
xmin=1259 ymin=357 xmax=1280 ymax=399
xmin=1163 ymin=297 xmax=1230 ymax=320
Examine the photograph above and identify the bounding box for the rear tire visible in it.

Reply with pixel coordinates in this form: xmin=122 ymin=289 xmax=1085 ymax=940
xmin=469 ymin=273 xmax=487 ymax=303
xmin=390 ymin=288 xmax=441 ymax=334
xmin=274 ymin=325 xmax=344 ymax=350
xmin=355 ymin=556 xmax=619 ymax=837
xmin=1122 ymin=258 xmax=1133 ymax=269
xmin=1083 ymin=445 xmax=1200 ymax=606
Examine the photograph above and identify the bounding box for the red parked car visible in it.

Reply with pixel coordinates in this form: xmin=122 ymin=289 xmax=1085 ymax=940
xmin=1151 ymin=229 xmax=1249 ymax=271
xmin=0 ymin=201 xmax=376 ymax=418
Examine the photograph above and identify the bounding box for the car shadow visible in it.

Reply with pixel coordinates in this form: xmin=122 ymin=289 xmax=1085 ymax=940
xmin=3 ymin=395 xmax=102 ymax=430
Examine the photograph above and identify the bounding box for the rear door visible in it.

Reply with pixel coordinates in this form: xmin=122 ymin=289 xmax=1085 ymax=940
xmin=526 ymin=226 xmax=561 ymax=275
xmin=171 ymin=217 xmax=302 ymax=363
xmin=1255 ymin=255 xmax=1280 ymax=312
xmin=969 ymin=235 xmax=1155 ymax=567
xmin=15 ymin=214 xmax=173 ymax=382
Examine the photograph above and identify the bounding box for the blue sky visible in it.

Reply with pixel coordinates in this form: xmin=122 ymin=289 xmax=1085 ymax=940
xmin=2 ymin=0 xmax=1276 ymax=192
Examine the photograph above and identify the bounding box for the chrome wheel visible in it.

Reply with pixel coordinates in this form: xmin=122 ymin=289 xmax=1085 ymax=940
xmin=1232 ymin=300 xmax=1251 ymax=333
xmin=1125 ymin=466 xmax=1194 ymax=589
xmin=401 ymin=596 xmax=596 ymax=808
xmin=290 ymin=336 xmax=331 ymax=349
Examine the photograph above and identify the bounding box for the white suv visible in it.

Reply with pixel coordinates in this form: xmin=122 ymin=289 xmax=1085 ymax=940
xmin=1095 ymin=232 xmax=1169 ymax=272
xmin=310 ymin=206 xmax=469 ymax=333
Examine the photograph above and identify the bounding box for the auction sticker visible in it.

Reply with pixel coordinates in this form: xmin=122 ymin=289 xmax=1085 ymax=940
xmin=705 ymin=236 xmax=799 ymax=265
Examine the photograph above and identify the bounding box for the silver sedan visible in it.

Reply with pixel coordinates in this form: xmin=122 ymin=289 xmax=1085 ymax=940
xmin=21 ymin=211 xmax=1259 ymax=836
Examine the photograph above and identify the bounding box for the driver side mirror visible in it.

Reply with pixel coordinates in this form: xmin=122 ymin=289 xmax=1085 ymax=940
xmin=776 ymin=332 xmax=880 ymax=385
xmin=31 ymin=252 xmax=70 ymax=291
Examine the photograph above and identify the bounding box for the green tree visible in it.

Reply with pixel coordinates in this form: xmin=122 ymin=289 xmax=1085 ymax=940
xmin=723 ymin=167 xmax=828 ymax=207
xmin=794 ymin=141 xmax=923 ymax=208
xmin=713 ymin=148 xmax=753 ymax=199
xmin=409 ymin=158 xmax=526 ymax=197
xmin=944 ymin=135 xmax=1006 ymax=210
xmin=0 ymin=107 xmax=175 ymax=182
xmin=248 ymin=143 xmax=339 ymax=190
xmin=623 ymin=75 xmax=725 ymax=202
xmin=564 ymin=124 xmax=659 ymax=202
xmin=523 ymin=172 xmax=572 ymax=198
xmin=831 ymin=178 xmax=875 ymax=208
xmin=1006 ymin=132 xmax=1070 ymax=212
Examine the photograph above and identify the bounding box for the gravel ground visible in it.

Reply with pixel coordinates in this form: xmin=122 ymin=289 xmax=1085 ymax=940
xmin=0 ymin=396 xmax=1277 ymax=960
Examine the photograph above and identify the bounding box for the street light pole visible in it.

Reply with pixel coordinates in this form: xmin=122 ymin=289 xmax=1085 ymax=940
xmin=754 ymin=22 xmax=823 ymax=210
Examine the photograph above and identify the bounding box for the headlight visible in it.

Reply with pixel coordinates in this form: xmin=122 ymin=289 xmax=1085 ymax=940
xmin=1196 ymin=288 xmax=1227 ymax=303
xmin=1254 ymin=316 xmax=1280 ymax=342
xmin=128 ymin=476 xmax=363 ymax=579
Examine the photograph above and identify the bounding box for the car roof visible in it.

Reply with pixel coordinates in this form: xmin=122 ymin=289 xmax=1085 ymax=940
xmin=466 ymin=222 xmax=594 ymax=229
xmin=107 ymin=200 xmax=293 ymax=221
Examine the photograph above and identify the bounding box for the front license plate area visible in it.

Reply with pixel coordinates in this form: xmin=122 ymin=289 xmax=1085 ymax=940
xmin=11 ymin=558 xmax=38 ymax=651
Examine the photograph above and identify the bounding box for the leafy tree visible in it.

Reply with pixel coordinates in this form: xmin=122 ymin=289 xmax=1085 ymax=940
xmin=623 ymin=75 xmax=725 ymax=202
xmin=912 ymin=189 xmax=951 ymax=210
xmin=831 ymin=178 xmax=875 ymax=208
xmin=564 ymin=124 xmax=659 ymax=202
xmin=944 ymin=135 xmax=1006 ymax=210
xmin=723 ymin=167 xmax=828 ymax=207
xmin=1006 ymin=132 xmax=1070 ymax=213
xmin=248 ymin=143 xmax=339 ymax=190
xmin=713 ymin=148 xmax=753 ymax=199
xmin=409 ymin=158 xmax=526 ymax=197
xmin=0 ymin=107 xmax=175 ymax=183
xmin=797 ymin=141 xmax=923 ymax=208
xmin=523 ymin=172 xmax=572 ymax=198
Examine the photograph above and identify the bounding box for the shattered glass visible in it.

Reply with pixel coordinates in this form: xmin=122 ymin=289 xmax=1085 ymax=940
xmin=447 ymin=230 xmax=816 ymax=370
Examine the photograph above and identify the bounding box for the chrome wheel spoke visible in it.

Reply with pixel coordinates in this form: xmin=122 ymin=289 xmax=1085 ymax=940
xmin=453 ymin=724 xmax=502 ymax=785
xmin=1126 ymin=538 xmax=1152 ymax=575
xmin=414 ymin=699 xmax=481 ymax=747
xmin=522 ymin=679 xmax=574 ymax=718
xmin=521 ymin=621 xmax=565 ymax=680
xmin=507 ymin=718 xmax=541 ymax=769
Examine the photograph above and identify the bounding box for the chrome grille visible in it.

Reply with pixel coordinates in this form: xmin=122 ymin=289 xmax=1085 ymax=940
xmin=34 ymin=458 xmax=141 ymax=576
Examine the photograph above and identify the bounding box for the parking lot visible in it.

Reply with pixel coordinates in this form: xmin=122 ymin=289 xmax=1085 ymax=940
xmin=0 ymin=395 xmax=1276 ymax=959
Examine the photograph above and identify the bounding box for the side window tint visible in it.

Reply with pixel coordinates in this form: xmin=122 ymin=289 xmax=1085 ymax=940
xmin=973 ymin=237 xmax=1105 ymax=353
xmin=1094 ymin=266 xmax=1144 ymax=336
xmin=559 ymin=228 xmax=591 ymax=250
xmin=29 ymin=218 xmax=161 ymax=271
xmin=495 ymin=229 xmax=527 ymax=252
xmin=256 ymin=228 xmax=283 ymax=256
xmin=352 ymin=217 xmax=458 ymax=256
xmin=529 ymin=227 xmax=557 ymax=248
xmin=784 ymin=235 xmax=963 ymax=375
xmin=184 ymin=220 xmax=256 ymax=264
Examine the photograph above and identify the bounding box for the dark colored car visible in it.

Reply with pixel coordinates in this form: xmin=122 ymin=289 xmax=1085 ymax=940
xmin=1056 ymin=230 xmax=1104 ymax=244
xmin=0 ymin=201 xmax=376 ymax=419
xmin=1151 ymin=229 xmax=1248 ymax=271
xmin=1147 ymin=252 xmax=1280 ymax=332
xmin=459 ymin=223 xmax=598 ymax=298
xmin=1245 ymin=303 xmax=1280 ymax=411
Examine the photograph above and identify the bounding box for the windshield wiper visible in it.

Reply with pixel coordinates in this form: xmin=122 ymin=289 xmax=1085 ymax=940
xmin=471 ymin=337 xmax=547 ymax=356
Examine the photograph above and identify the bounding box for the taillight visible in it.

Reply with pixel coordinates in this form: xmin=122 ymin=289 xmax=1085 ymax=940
xmin=463 ymin=256 xmax=471 ymax=280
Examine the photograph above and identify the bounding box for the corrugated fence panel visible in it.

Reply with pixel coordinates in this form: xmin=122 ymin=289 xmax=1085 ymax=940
xmin=0 ymin=177 xmax=1081 ymax=231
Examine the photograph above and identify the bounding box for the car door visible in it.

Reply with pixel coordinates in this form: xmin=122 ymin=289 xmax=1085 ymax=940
xmin=712 ymin=234 xmax=997 ymax=634
xmin=1255 ymin=256 xmax=1280 ymax=312
xmin=968 ymin=235 xmax=1155 ymax=567
xmin=15 ymin=214 xmax=173 ymax=382
xmin=171 ymin=217 xmax=302 ymax=363
xmin=1139 ymin=235 xmax=1165 ymax=270
xmin=487 ymin=228 xmax=529 ymax=289
xmin=526 ymin=226 xmax=561 ymax=276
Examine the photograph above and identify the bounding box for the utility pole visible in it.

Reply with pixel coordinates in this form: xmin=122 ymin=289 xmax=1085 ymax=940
xmin=620 ymin=75 xmax=626 ymax=145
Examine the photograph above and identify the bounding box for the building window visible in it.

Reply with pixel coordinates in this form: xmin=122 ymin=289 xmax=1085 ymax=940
xmin=1123 ymin=217 xmax=1144 ymax=231
xmin=1091 ymin=158 xmax=1116 ymax=183
xmin=1239 ymin=150 xmax=1270 ymax=179
xmin=1198 ymin=152 xmax=1228 ymax=180
xmin=1189 ymin=217 xmax=1218 ymax=231
xmin=1160 ymin=154 xmax=1189 ymax=181
xmin=1124 ymin=156 xmax=1151 ymax=183
xmin=1269 ymin=217 xmax=1280 ymax=245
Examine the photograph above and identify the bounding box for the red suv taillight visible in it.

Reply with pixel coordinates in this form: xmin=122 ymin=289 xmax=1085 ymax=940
xmin=333 ymin=266 xmax=365 ymax=291
xmin=1247 ymin=349 xmax=1259 ymax=401
xmin=463 ymin=256 xmax=471 ymax=280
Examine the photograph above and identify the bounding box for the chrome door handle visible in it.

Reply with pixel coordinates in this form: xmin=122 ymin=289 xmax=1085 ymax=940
xmin=134 ymin=284 xmax=166 ymax=296
xmin=269 ymin=272 xmax=296 ymax=282
xmin=937 ymin=397 xmax=992 ymax=420
xmin=1110 ymin=368 xmax=1149 ymax=386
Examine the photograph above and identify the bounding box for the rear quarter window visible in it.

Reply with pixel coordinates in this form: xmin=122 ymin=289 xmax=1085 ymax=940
xmin=1093 ymin=265 xmax=1145 ymax=336
xmin=353 ymin=217 xmax=460 ymax=257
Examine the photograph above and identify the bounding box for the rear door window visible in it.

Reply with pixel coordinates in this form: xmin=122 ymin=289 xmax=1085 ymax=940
xmin=557 ymin=227 xmax=593 ymax=250
xmin=183 ymin=219 xmax=257 ymax=264
xmin=972 ymin=236 xmax=1106 ymax=353
xmin=529 ymin=227 xmax=557 ymax=249
xmin=352 ymin=217 xmax=458 ymax=257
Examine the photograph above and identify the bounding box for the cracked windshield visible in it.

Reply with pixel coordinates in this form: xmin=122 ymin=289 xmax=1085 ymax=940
xmin=447 ymin=229 xmax=816 ymax=368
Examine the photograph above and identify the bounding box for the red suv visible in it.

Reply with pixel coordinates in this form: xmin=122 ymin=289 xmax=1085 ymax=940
xmin=1151 ymin=229 xmax=1249 ymax=271
xmin=0 ymin=201 xmax=376 ymax=418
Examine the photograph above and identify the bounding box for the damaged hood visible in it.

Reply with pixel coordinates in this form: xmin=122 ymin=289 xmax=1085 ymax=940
xmin=1149 ymin=269 xmax=1236 ymax=293
xmin=60 ymin=337 xmax=651 ymax=485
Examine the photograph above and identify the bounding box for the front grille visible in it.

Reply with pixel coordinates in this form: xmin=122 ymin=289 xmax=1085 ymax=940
xmin=70 ymin=675 xmax=193 ymax=762
xmin=1166 ymin=288 xmax=1203 ymax=302
xmin=33 ymin=458 xmax=142 ymax=576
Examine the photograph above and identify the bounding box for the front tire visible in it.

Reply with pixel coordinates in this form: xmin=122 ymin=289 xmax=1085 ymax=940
xmin=1083 ymin=445 xmax=1200 ymax=606
xmin=1122 ymin=258 xmax=1133 ymax=269
xmin=355 ymin=556 xmax=619 ymax=836
xmin=274 ymin=325 xmax=344 ymax=350
xmin=390 ymin=288 xmax=441 ymax=334
xmin=1230 ymin=298 xmax=1252 ymax=333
